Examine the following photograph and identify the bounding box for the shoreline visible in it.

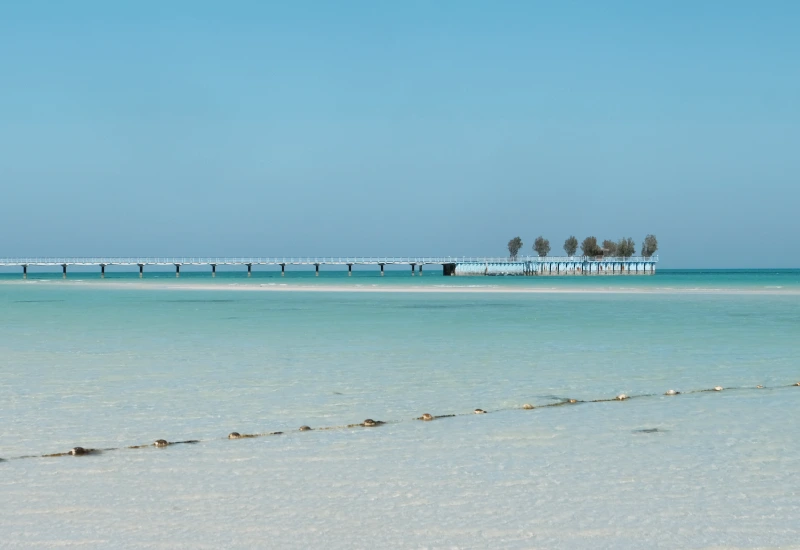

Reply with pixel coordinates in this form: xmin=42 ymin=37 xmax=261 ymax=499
xmin=2 ymin=279 xmax=800 ymax=296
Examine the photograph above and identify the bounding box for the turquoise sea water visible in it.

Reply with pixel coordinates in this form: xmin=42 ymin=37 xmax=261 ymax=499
xmin=4 ymin=266 xmax=800 ymax=290
xmin=1 ymin=271 xmax=799 ymax=548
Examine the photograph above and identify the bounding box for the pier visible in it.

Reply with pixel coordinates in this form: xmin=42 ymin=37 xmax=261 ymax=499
xmin=0 ymin=256 xmax=658 ymax=278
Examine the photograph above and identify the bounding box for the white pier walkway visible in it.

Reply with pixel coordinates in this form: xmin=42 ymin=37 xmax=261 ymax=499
xmin=0 ymin=256 xmax=658 ymax=278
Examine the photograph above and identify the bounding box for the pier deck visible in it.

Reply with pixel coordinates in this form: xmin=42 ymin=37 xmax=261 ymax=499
xmin=0 ymin=256 xmax=658 ymax=278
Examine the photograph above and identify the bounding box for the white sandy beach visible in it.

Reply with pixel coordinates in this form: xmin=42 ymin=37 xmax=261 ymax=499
xmin=3 ymin=279 xmax=800 ymax=296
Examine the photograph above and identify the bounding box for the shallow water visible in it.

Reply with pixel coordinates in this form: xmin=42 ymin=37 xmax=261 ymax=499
xmin=1 ymin=273 xmax=799 ymax=548
xmin=3 ymin=266 xmax=800 ymax=292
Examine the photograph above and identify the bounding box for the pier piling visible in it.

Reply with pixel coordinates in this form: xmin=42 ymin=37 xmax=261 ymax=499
xmin=62 ymin=264 xmax=67 ymax=279
xmin=380 ymin=263 xmax=385 ymax=276
xmin=347 ymin=263 xmax=353 ymax=276
xmin=211 ymin=264 xmax=216 ymax=277
xmin=247 ymin=263 xmax=252 ymax=277
xmin=138 ymin=264 xmax=143 ymax=278
xmin=100 ymin=264 xmax=105 ymax=279
xmin=411 ymin=264 xmax=416 ymax=276
xmin=419 ymin=264 xmax=423 ymax=276
xmin=280 ymin=263 xmax=285 ymax=277
xmin=315 ymin=263 xmax=320 ymax=277
xmin=175 ymin=264 xmax=180 ymax=278
xmin=22 ymin=265 xmax=27 ymax=279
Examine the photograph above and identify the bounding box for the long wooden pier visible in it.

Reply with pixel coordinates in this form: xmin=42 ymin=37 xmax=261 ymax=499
xmin=0 ymin=256 xmax=658 ymax=278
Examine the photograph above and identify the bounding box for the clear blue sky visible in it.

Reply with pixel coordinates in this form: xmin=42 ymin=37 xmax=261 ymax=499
xmin=1 ymin=1 xmax=798 ymax=268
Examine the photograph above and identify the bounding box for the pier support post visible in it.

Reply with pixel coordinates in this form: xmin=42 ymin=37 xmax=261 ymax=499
xmin=419 ymin=264 xmax=422 ymax=276
xmin=315 ymin=263 xmax=320 ymax=277
xmin=22 ymin=265 xmax=27 ymax=279
xmin=100 ymin=264 xmax=106 ymax=279
xmin=138 ymin=264 xmax=144 ymax=278
xmin=175 ymin=264 xmax=180 ymax=278
xmin=347 ymin=263 xmax=352 ymax=276
xmin=247 ymin=263 xmax=252 ymax=277
xmin=380 ymin=263 xmax=385 ymax=276
xmin=280 ymin=263 xmax=285 ymax=277
xmin=62 ymin=264 xmax=67 ymax=279
xmin=411 ymin=264 xmax=416 ymax=276
xmin=211 ymin=264 xmax=216 ymax=277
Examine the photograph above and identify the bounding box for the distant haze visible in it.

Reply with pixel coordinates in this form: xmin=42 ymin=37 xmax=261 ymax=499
xmin=1 ymin=2 xmax=798 ymax=268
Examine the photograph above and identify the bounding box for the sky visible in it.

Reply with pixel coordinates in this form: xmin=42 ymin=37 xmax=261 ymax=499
xmin=1 ymin=1 xmax=798 ymax=268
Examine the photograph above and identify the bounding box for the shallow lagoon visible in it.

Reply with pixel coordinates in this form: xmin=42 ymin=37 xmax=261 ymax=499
xmin=1 ymin=274 xmax=799 ymax=548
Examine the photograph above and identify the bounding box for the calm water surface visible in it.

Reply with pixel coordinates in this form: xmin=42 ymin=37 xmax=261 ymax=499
xmin=1 ymin=271 xmax=798 ymax=548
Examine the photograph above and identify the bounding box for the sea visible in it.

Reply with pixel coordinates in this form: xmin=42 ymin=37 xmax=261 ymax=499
xmin=1 ymin=268 xmax=799 ymax=549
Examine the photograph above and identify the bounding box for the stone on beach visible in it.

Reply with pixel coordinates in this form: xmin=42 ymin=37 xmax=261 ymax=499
xmin=362 ymin=419 xmax=384 ymax=427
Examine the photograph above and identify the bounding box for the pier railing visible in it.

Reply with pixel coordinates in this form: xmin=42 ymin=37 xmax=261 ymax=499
xmin=0 ymin=256 xmax=658 ymax=266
